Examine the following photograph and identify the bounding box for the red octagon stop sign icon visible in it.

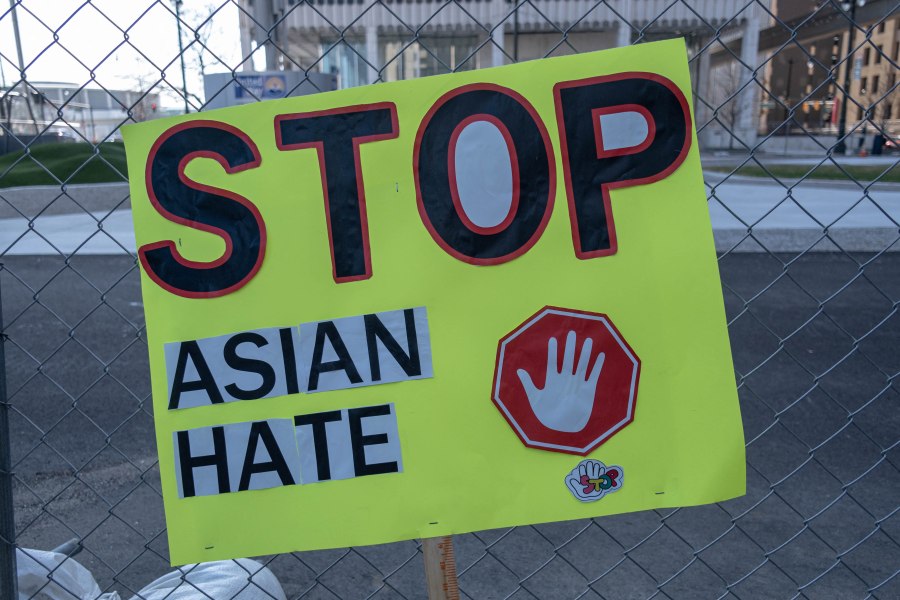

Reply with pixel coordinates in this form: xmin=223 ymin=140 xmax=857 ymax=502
xmin=492 ymin=306 xmax=641 ymax=455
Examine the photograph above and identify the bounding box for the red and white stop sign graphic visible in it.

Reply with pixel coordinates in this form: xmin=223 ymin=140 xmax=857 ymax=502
xmin=492 ymin=306 xmax=641 ymax=455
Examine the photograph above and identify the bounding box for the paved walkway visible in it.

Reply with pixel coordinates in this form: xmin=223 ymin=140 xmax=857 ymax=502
xmin=0 ymin=209 xmax=135 ymax=255
xmin=1 ymin=177 xmax=898 ymax=255
xmin=707 ymin=175 xmax=899 ymax=252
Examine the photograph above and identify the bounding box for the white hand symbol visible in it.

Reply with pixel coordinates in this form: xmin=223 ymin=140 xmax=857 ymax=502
xmin=516 ymin=331 xmax=605 ymax=432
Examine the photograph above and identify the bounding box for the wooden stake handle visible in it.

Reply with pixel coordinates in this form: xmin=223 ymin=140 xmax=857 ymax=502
xmin=422 ymin=535 xmax=459 ymax=600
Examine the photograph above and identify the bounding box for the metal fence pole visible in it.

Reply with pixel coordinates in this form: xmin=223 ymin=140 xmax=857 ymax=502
xmin=0 ymin=266 xmax=18 ymax=599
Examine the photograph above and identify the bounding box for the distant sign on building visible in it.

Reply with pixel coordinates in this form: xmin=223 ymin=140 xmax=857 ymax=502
xmin=203 ymin=71 xmax=337 ymax=110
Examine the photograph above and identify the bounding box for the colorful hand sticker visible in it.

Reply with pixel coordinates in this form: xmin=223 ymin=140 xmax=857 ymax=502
xmin=516 ymin=330 xmax=605 ymax=432
xmin=565 ymin=459 xmax=623 ymax=502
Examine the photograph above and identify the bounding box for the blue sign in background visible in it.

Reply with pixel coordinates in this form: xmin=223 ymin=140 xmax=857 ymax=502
xmin=233 ymin=74 xmax=287 ymax=99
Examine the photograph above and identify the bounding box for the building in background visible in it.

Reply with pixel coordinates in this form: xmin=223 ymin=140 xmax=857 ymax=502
xmin=236 ymin=0 xmax=767 ymax=148
xmin=0 ymin=82 xmax=161 ymax=150
xmin=702 ymin=0 xmax=898 ymax=151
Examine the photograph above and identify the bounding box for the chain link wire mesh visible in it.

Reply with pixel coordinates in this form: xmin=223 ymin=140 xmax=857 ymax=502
xmin=1 ymin=0 xmax=899 ymax=598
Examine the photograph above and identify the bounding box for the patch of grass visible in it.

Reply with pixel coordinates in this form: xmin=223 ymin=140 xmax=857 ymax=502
xmin=0 ymin=142 xmax=128 ymax=188
xmin=706 ymin=162 xmax=900 ymax=183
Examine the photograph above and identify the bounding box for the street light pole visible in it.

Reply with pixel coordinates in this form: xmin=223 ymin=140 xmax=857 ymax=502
xmin=783 ymin=58 xmax=794 ymax=124
xmin=174 ymin=0 xmax=190 ymax=114
xmin=784 ymin=58 xmax=793 ymax=154
xmin=8 ymin=0 xmax=39 ymax=136
xmin=513 ymin=0 xmax=520 ymax=62
xmin=835 ymin=1 xmax=865 ymax=155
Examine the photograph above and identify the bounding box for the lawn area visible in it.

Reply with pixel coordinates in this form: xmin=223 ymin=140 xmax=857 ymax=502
xmin=0 ymin=142 xmax=128 ymax=188
xmin=706 ymin=162 xmax=900 ymax=183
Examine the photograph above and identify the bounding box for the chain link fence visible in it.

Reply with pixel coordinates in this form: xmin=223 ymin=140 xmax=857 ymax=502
xmin=2 ymin=0 xmax=899 ymax=598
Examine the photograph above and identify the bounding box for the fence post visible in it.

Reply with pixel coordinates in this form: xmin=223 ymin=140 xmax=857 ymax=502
xmin=0 ymin=267 xmax=18 ymax=598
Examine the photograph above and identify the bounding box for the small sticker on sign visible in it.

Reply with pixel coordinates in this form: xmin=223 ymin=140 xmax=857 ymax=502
xmin=565 ymin=459 xmax=623 ymax=503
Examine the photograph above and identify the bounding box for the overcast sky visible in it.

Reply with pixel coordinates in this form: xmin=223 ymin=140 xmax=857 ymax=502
xmin=0 ymin=0 xmax=245 ymax=106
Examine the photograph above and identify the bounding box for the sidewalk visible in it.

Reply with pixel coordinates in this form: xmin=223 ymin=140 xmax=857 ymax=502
xmin=706 ymin=174 xmax=899 ymax=252
xmin=0 ymin=178 xmax=897 ymax=256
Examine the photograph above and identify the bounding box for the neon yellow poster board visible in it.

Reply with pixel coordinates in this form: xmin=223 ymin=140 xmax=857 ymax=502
xmin=123 ymin=38 xmax=745 ymax=565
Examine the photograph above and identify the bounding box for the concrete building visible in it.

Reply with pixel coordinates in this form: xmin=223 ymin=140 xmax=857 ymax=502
xmin=1 ymin=82 xmax=161 ymax=146
xmin=236 ymin=0 xmax=768 ymax=148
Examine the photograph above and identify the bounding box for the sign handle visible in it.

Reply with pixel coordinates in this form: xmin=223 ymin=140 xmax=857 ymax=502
xmin=422 ymin=535 xmax=459 ymax=600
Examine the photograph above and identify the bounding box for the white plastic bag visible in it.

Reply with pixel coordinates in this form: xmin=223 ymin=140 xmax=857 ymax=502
xmin=128 ymin=559 xmax=286 ymax=600
xmin=17 ymin=548 xmax=285 ymax=600
xmin=16 ymin=548 xmax=120 ymax=600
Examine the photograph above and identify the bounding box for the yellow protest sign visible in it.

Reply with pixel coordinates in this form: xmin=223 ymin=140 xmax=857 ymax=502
xmin=123 ymin=38 xmax=745 ymax=565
